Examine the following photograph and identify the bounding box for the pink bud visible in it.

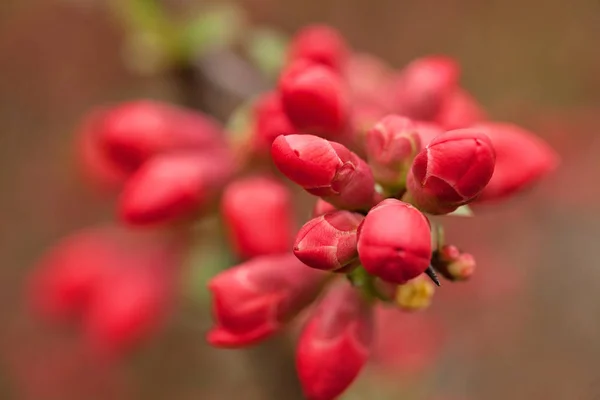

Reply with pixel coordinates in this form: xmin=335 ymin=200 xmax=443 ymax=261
xmin=279 ymin=61 xmax=348 ymax=138
xmin=222 ymin=176 xmax=296 ymax=259
xmin=407 ymin=129 xmax=496 ymax=214
xmin=271 ymin=134 xmax=375 ymax=210
xmin=432 ymin=245 xmax=476 ymax=281
xmin=471 ymin=122 xmax=559 ymax=203
xmin=357 ymin=199 xmax=431 ymax=284
xmin=393 ymin=56 xmax=460 ymax=121
xmin=119 ymin=151 xmax=234 ymax=225
xmin=296 ymin=281 xmax=373 ymax=400
xmin=251 ymin=91 xmax=296 ymax=155
xmin=207 ymin=253 xmax=325 ymax=348
xmin=98 ymin=101 xmax=225 ymax=172
xmin=312 ymin=199 xmax=338 ymax=217
xmin=436 ymin=89 xmax=487 ymax=130
xmin=365 ymin=115 xmax=421 ymax=191
xmin=294 ymin=211 xmax=364 ymax=271
xmin=288 ymin=24 xmax=348 ymax=72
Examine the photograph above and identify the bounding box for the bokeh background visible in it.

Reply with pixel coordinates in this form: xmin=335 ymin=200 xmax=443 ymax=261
xmin=1 ymin=0 xmax=600 ymax=399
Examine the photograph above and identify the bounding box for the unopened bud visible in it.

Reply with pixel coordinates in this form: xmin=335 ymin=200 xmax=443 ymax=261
xmin=294 ymin=211 xmax=364 ymax=272
xmin=271 ymin=134 xmax=375 ymax=211
xmin=365 ymin=115 xmax=421 ymax=192
xmin=432 ymin=245 xmax=476 ymax=281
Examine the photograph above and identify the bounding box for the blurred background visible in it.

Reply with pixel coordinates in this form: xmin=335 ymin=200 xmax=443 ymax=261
xmin=1 ymin=0 xmax=600 ymax=399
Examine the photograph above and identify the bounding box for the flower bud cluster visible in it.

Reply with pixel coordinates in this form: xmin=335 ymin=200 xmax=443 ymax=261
xmin=31 ymin=23 xmax=558 ymax=400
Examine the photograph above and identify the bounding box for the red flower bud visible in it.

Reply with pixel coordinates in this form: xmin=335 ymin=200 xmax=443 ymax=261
xmin=432 ymin=245 xmax=476 ymax=281
xmin=373 ymin=306 xmax=444 ymax=376
xmin=357 ymin=199 xmax=431 ymax=284
xmin=312 ymin=199 xmax=338 ymax=217
xmin=279 ymin=62 xmax=348 ymax=138
xmin=28 ymin=229 xmax=116 ymax=322
xmin=294 ymin=211 xmax=364 ymax=271
xmin=346 ymin=53 xmax=394 ymax=111
xmin=119 ymin=151 xmax=234 ymax=225
xmin=76 ymin=108 xmax=128 ymax=191
xmin=287 ymin=24 xmax=349 ymax=72
xmin=98 ymin=101 xmax=225 ymax=172
xmin=271 ymin=134 xmax=375 ymax=210
xmin=222 ymin=176 xmax=295 ymax=259
xmin=28 ymin=227 xmax=184 ymax=326
xmin=83 ymin=266 xmax=175 ymax=355
xmin=207 ymin=253 xmax=325 ymax=348
xmin=407 ymin=129 xmax=496 ymax=214
xmin=296 ymin=281 xmax=374 ymax=400
xmin=472 ymin=122 xmax=559 ymax=203
xmin=365 ymin=115 xmax=421 ymax=191
xmin=436 ymin=89 xmax=487 ymax=130
xmin=393 ymin=56 xmax=460 ymax=121
xmin=250 ymin=91 xmax=296 ymax=155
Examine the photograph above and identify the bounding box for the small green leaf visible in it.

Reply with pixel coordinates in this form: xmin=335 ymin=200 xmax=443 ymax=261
xmin=447 ymin=205 xmax=474 ymax=217
xmin=225 ymin=97 xmax=257 ymax=144
xmin=245 ymin=28 xmax=289 ymax=79
xmin=179 ymin=4 xmax=244 ymax=60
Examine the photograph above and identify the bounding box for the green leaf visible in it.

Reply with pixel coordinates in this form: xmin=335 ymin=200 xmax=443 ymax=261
xmin=245 ymin=28 xmax=289 ymax=79
xmin=179 ymin=4 xmax=244 ymax=60
xmin=225 ymin=97 xmax=258 ymax=144
xmin=109 ymin=0 xmax=181 ymax=74
xmin=181 ymin=219 xmax=234 ymax=305
xmin=447 ymin=205 xmax=474 ymax=217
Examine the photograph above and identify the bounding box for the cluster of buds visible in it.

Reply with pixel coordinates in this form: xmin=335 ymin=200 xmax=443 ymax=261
xmin=214 ymin=24 xmax=557 ymax=399
xmin=30 ymin=23 xmax=559 ymax=399
xmin=28 ymin=227 xmax=184 ymax=355
xmin=33 ymin=99 xmax=299 ymax=356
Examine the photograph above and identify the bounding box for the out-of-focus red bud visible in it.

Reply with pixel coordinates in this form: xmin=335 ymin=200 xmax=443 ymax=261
xmin=222 ymin=176 xmax=295 ymax=259
xmin=472 ymin=122 xmax=559 ymax=203
xmin=312 ymin=199 xmax=338 ymax=217
xmin=279 ymin=61 xmax=348 ymax=138
xmin=207 ymin=253 xmax=325 ymax=348
xmin=29 ymin=227 xmax=185 ymax=324
xmin=294 ymin=211 xmax=364 ymax=271
xmin=76 ymin=109 xmax=128 ymax=191
xmin=83 ymin=266 xmax=175 ymax=355
xmin=250 ymin=91 xmax=296 ymax=155
xmin=432 ymin=245 xmax=476 ymax=281
xmin=288 ymin=24 xmax=349 ymax=72
xmin=296 ymin=281 xmax=374 ymax=400
xmin=271 ymin=134 xmax=375 ymax=210
xmin=98 ymin=101 xmax=225 ymax=172
xmin=346 ymin=53 xmax=394 ymax=111
xmin=28 ymin=229 xmax=116 ymax=321
xmin=407 ymin=129 xmax=496 ymax=214
xmin=436 ymin=89 xmax=487 ymax=130
xmin=393 ymin=56 xmax=460 ymax=121
xmin=357 ymin=199 xmax=431 ymax=284
xmin=365 ymin=115 xmax=421 ymax=192
xmin=119 ymin=151 xmax=234 ymax=225
xmin=372 ymin=306 xmax=444 ymax=377
xmin=413 ymin=121 xmax=444 ymax=147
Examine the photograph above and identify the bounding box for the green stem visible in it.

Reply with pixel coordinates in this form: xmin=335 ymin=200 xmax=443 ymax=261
xmin=347 ymin=266 xmax=390 ymax=303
